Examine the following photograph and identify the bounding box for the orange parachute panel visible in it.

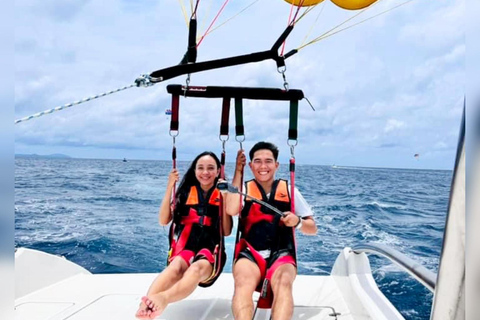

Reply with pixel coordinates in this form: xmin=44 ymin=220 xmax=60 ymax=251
xmin=331 ymin=0 xmax=377 ymax=10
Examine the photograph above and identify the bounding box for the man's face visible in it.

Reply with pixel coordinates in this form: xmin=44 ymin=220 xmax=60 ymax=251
xmin=249 ymin=149 xmax=279 ymax=184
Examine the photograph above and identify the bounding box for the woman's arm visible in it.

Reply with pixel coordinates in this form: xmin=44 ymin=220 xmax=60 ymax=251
xmin=222 ymin=199 xmax=233 ymax=236
xmin=158 ymin=169 xmax=179 ymax=226
xmin=224 ymin=149 xmax=246 ymax=216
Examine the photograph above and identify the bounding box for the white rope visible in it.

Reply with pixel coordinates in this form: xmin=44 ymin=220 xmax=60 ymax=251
xmin=15 ymin=74 xmax=154 ymax=124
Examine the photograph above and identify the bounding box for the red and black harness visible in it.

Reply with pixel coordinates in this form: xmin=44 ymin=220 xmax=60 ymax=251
xmin=168 ymin=185 xmax=226 ymax=287
xmin=235 ymin=179 xmax=297 ymax=308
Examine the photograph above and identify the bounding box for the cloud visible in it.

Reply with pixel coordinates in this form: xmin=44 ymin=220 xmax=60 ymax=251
xmin=384 ymin=119 xmax=405 ymax=133
xmin=14 ymin=0 xmax=465 ymax=169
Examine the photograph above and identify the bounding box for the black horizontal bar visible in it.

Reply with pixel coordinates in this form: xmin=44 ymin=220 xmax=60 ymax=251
xmin=166 ymin=85 xmax=304 ymax=101
xmin=150 ymin=50 xmax=274 ymax=83
xmin=149 ymin=25 xmax=295 ymax=83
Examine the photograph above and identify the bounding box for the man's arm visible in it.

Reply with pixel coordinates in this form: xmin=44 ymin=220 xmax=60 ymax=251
xmin=281 ymin=187 xmax=317 ymax=235
xmin=281 ymin=213 xmax=317 ymax=235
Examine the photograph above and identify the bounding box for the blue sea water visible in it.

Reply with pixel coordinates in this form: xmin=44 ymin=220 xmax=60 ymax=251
xmin=15 ymin=158 xmax=452 ymax=319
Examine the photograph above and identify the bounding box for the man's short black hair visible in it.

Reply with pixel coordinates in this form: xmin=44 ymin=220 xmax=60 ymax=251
xmin=249 ymin=141 xmax=279 ymax=161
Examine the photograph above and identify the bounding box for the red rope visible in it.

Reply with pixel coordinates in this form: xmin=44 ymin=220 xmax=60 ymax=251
xmin=290 ymin=157 xmax=295 ymax=213
xmin=192 ymin=0 xmax=201 ymax=18
xmin=281 ymin=0 xmax=305 ymax=56
xmin=197 ymin=0 xmax=230 ymax=47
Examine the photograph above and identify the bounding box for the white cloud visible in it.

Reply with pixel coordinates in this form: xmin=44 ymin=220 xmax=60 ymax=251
xmin=384 ymin=119 xmax=405 ymax=133
xmin=14 ymin=0 xmax=465 ymax=169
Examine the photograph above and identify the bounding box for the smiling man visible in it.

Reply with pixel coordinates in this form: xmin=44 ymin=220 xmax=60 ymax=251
xmin=225 ymin=141 xmax=317 ymax=320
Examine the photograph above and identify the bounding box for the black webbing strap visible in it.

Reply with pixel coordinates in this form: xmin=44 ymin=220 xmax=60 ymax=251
xmin=288 ymin=100 xmax=298 ymax=141
xmin=234 ymin=98 xmax=244 ymax=137
xmin=220 ymin=98 xmax=230 ymax=137
xmin=170 ymin=94 xmax=180 ymax=132
xmin=180 ymin=18 xmax=198 ymax=65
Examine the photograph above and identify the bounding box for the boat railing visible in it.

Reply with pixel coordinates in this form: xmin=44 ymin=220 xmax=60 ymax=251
xmin=351 ymin=243 xmax=437 ymax=293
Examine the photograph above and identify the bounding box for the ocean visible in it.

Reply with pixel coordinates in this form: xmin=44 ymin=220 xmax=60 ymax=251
xmin=14 ymin=158 xmax=452 ymax=319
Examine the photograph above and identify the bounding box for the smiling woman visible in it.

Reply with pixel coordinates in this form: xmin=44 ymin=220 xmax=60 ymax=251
xmin=137 ymin=151 xmax=232 ymax=319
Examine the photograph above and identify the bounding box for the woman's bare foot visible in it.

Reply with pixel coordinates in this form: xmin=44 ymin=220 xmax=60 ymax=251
xmin=135 ymin=300 xmax=151 ymax=319
xmin=142 ymin=294 xmax=168 ymax=319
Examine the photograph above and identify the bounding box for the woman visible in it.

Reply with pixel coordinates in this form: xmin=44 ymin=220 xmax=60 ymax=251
xmin=136 ymin=151 xmax=232 ymax=319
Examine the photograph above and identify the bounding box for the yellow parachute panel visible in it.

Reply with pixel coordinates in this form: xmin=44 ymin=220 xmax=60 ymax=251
xmin=284 ymin=0 xmax=325 ymax=7
xmin=330 ymin=0 xmax=377 ymax=10
xmin=284 ymin=0 xmax=377 ymax=10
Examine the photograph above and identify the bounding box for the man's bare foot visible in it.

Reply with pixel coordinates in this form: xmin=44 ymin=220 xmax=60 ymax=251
xmin=142 ymin=294 xmax=168 ymax=319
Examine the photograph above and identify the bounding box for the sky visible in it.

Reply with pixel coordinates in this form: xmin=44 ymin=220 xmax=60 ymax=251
xmin=14 ymin=0 xmax=466 ymax=170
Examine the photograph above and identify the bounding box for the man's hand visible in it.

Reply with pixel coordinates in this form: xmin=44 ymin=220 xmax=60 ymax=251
xmin=280 ymin=211 xmax=301 ymax=227
xmin=236 ymin=149 xmax=246 ymax=172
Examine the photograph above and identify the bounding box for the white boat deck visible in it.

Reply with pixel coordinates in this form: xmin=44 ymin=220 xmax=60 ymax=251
xmin=15 ymin=248 xmax=404 ymax=320
xmin=15 ymin=273 xmax=353 ymax=320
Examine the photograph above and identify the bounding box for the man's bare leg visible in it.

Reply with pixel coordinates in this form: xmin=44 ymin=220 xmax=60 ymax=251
xmin=232 ymin=258 xmax=261 ymax=320
xmin=270 ymin=264 xmax=296 ymax=320
xmin=143 ymin=259 xmax=213 ymax=318
xmin=135 ymin=257 xmax=188 ymax=318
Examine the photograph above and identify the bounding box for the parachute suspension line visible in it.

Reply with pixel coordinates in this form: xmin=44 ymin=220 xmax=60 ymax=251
xmin=196 ymin=0 xmax=230 ymax=48
xmin=288 ymin=99 xmax=299 ymax=214
xmin=170 ymin=93 xmax=180 ymax=210
xmin=14 ymin=75 xmax=154 ymax=124
xmin=191 ymin=0 xmax=201 ymax=17
xmin=300 ymin=2 xmax=326 ymax=47
xmin=295 ymin=3 xmax=318 ymax=24
xmin=178 ymin=0 xmax=190 ymax=26
xmin=297 ymin=0 xmax=412 ymax=51
xmin=204 ymin=0 xmax=260 ymax=38
xmin=281 ymin=0 xmax=305 ymax=56
xmin=300 ymin=4 xmax=372 ymax=49
xmin=197 ymin=0 xmax=214 ymax=39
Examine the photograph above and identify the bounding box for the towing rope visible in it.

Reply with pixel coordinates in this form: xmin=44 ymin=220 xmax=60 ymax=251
xmin=14 ymin=74 xmax=154 ymax=125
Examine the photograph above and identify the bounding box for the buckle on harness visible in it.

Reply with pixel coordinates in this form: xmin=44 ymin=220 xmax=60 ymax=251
xmin=260 ymin=279 xmax=269 ymax=298
xmin=199 ymin=216 xmax=211 ymax=226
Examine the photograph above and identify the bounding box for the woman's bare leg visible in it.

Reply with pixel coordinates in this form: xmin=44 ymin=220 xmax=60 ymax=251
xmin=135 ymin=257 xmax=188 ymax=319
xmin=143 ymin=259 xmax=213 ymax=318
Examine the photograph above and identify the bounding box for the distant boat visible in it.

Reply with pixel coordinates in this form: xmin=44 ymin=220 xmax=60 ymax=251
xmin=122 ymin=158 xmax=127 ymax=162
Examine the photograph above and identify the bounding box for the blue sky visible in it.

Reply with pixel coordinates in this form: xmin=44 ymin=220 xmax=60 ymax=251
xmin=14 ymin=0 xmax=466 ymax=169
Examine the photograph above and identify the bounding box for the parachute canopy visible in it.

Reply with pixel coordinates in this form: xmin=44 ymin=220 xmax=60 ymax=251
xmin=414 ymin=153 xmax=420 ymax=160
xmin=284 ymin=0 xmax=378 ymax=10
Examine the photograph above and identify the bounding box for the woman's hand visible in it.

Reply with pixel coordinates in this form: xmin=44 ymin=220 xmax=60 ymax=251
xmin=167 ymin=169 xmax=179 ymax=187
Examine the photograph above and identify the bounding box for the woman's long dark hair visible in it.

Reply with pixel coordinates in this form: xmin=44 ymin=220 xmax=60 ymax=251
xmin=176 ymin=151 xmax=221 ymax=203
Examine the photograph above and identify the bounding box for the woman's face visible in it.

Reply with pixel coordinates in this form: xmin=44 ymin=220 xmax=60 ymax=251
xmin=195 ymin=155 xmax=220 ymax=190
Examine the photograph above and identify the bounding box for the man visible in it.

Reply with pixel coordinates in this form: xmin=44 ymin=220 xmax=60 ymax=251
xmin=224 ymin=141 xmax=317 ymax=320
